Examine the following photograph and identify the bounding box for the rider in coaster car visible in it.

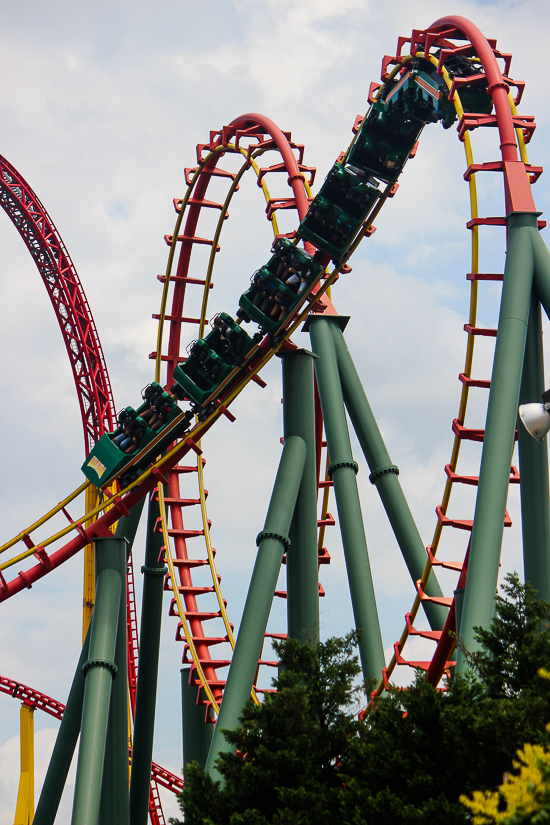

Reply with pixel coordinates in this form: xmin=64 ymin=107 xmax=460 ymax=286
xmin=203 ymin=350 xmax=223 ymax=379
xmin=190 ymin=340 xmax=210 ymax=364
xmin=281 ymin=267 xmax=308 ymax=295
xmin=257 ymin=278 xmax=278 ymax=314
xmin=141 ymin=395 xmax=170 ymax=432
xmin=269 ymin=290 xmax=293 ymax=321
xmin=314 ymin=205 xmax=354 ymax=248
xmin=378 ymin=151 xmax=400 ymax=169
xmin=213 ymin=315 xmax=243 ymax=354
xmin=113 ymin=410 xmax=145 ymax=454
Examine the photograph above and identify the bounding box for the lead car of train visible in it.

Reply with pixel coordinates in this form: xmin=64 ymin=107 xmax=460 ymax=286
xmin=82 ymin=56 xmax=491 ymax=490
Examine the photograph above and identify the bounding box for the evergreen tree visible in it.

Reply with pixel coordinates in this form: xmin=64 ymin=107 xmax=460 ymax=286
xmin=466 ymin=573 xmax=550 ymax=699
xmin=173 ymin=574 xmax=550 ymax=825
xmin=176 ymin=633 xmax=364 ymax=825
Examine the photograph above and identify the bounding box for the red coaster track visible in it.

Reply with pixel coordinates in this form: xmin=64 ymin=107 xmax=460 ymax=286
xmin=157 ymin=113 xmax=320 ymax=711
xmin=0 ymin=154 xmax=116 ymax=452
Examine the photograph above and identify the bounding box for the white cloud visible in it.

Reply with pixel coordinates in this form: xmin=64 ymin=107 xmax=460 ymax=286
xmin=1 ymin=0 xmax=549 ymax=816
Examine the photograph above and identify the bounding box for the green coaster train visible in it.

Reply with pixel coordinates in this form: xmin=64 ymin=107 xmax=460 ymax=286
xmin=82 ymin=56 xmax=491 ymax=492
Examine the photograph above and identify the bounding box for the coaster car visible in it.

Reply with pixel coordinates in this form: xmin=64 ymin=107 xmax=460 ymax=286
xmin=238 ymin=239 xmax=323 ymax=334
xmin=297 ymin=163 xmax=380 ymax=259
xmin=171 ymin=313 xmax=255 ymax=406
xmin=82 ymin=382 xmax=183 ymax=488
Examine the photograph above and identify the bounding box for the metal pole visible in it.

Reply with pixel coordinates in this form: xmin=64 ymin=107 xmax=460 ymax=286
xmin=13 ymin=704 xmax=34 ymax=825
xmin=129 ymin=493 xmax=167 ymax=825
xmin=518 ymin=290 xmax=550 ymax=601
xmin=531 ymin=227 xmax=550 ymax=322
xmin=71 ymin=542 xmax=123 ymax=825
xmin=309 ymin=316 xmax=385 ymax=681
xmin=205 ymin=435 xmax=307 ymax=779
xmin=33 ymin=626 xmax=91 ymax=825
xmin=98 ymin=537 xmax=131 ymax=825
xmin=181 ymin=667 xmax=214 ymax=770
xmin=282 ymin=349 xmax=320 ymax=645
xmin=330 ymin=323 xmax=447 ymax=630
xmin=456 ymin=213 xmax=536 ymax=670
xmin=98 ymin=496 xmax=144 ymax=823
xmin=83 ymin=486 xmax=98 ymax=642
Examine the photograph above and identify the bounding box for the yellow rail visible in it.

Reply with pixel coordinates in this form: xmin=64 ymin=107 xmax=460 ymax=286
xmin=157 ymin=484 xmax=220 ymax=712
xmin=0 ymin=480 xmax=90 ymax=557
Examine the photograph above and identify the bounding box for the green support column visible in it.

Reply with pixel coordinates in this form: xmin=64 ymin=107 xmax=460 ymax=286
xmin=309 ymin=316 xmax=385 ymax=682
xmin=71 ymin=542 xmax=123 ymax=825
xmin=518 ymin=291 xmax=550 ymax=601
xmin=115 ymin=498 xmax=145 ymax=545
xmin=97 ymin=537 xmax=130 ymax=825
xmin=456 ymin=213 xmax=536 ymax=670
xmin=205 ymin=436 xmax=307 ymax=779
xmin=181 ymin=667 xmax=214 ymax=770
xmin=129 ymin=493 xmax=168 ymax=825
xmin=33 ymin=627 xmax=91 ymax=825
xmin=532 ymin=227 xmax=550 ymax=322
xmin=106 ymin=495 xmax=143 ymax=824
xmin=282 ymin=350 xmax=320 ymax=645
xmin=330 ymin=323 xmax=447 ymax=631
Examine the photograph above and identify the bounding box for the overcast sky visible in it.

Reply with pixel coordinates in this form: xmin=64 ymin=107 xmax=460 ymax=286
xmin=2 ymin=0 xmax=550 ymax=820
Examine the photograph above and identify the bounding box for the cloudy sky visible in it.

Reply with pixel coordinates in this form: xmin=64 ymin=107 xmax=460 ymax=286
xmin=2 ymin=0 xmax=550 ymax=820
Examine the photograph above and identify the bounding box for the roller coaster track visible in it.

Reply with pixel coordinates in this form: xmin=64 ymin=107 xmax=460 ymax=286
xmin=0 ymin=157 xmax=168 ymax=821
xmin=0 ymin=15 xmax=545 ymax=787
xmin=0 ymin=155 xmax=116 ymax=452
xmin=154 ymin=115 xmax=335 ymax=713
xmin=368 ymin=15 xmax=543 ymax=698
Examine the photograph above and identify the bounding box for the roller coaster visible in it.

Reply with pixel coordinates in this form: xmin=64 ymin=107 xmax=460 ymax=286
xmin=2 ymin=13 xmax=550 ymax=824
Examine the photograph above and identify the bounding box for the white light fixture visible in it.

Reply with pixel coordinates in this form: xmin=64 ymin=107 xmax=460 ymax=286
xmin=519 ymin=389 xmax=550 ymax=442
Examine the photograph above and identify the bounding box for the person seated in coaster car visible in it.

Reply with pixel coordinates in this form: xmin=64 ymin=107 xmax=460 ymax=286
xmin=378 ymin=151 xmax=400 ymax=170
xmin=113 ymin=409 xmax=146 ymax=454
xmin=189 ymin=339 xmax=216 ymax=371
xmin=185 ymin=339 xmax=224 ymax=382
xmin=319 ymin=162 xmax=380 ymax=218
xmin=237 ymin=238 xmax=323 ymax=334
xmin=140 ymin=400 xmax=169 ymax=432
xmin=269 ymin=289 xmax=293 ymax=322
xmin=312 ymin=204 xmax=355 ymax=248
xmin=206 ymin=312 xmax=255 ymax=367
xmin=113 ymin=424 xmax=136 ymax=453
xmin=282 ymin=269 xmax=301 ymax=291
xmin=250 ymin=271 xmax=277 ymax=312
xmin=210 ymin=314 xmax=237 ymax=354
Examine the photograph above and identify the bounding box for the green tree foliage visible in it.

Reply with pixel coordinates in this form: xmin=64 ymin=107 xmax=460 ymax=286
xmin=467 ymin=573 xmax=550 ymax=699
xmin=172 ymin=575 xmax=550 ymax=825
xmin=176 ymin=633 xmax=364 ymax=825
